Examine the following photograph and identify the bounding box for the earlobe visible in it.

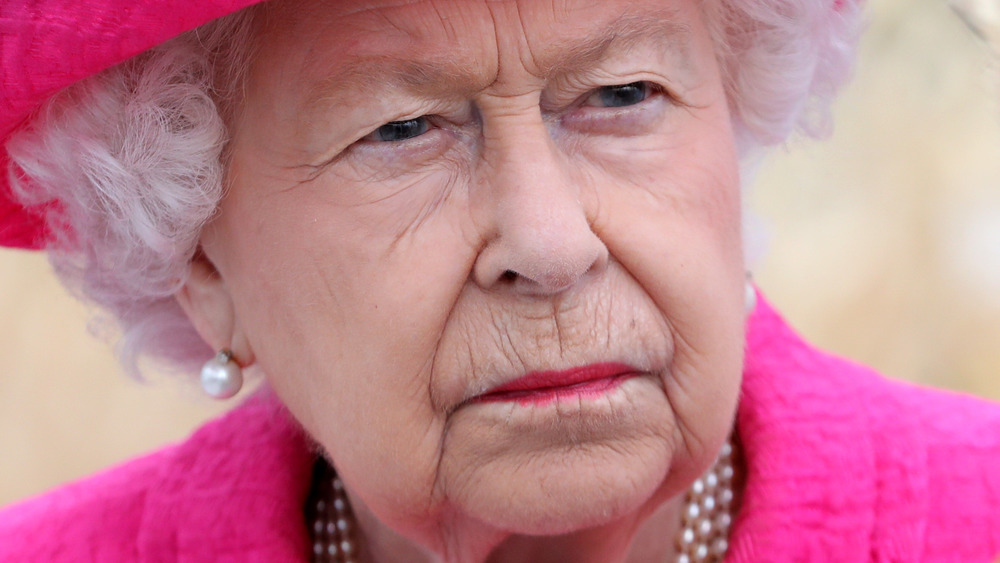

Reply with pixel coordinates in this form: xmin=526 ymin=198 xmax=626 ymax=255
xmin=175 ymin=251 xmax=254 ymax=367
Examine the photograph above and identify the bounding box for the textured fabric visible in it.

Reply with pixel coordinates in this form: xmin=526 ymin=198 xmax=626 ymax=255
xmin=0 ymin=0 xmax=265 ymax=249
xmin=1 ymin=295 xmax=999 ymax=561
xmin=0 ymin=391 xmax=315 ymax=562
xmin=729 ymin=296 xmax=1000 ymax=562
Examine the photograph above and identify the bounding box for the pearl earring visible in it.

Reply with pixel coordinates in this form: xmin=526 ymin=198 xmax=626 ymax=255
xmin=200 ymin=350 xmax=243 ymax=399
xmin=745 ymin=276 xmax=757 ymax=313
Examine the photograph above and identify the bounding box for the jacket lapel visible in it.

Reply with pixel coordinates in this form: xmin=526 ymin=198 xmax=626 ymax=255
xmin=728 ymin=294 xmax=927 ymax=561
xmin=137 ymin=390 xmax=316 ymax=562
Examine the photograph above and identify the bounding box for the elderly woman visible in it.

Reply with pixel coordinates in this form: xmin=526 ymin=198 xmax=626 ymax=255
xmin=1 ymin=0 xmax=999 ymax=561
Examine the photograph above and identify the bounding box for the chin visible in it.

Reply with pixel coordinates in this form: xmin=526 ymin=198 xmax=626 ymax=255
xmin=465 ymin=436 xmax=674 ymax=535
xmin=439 ymin=382 xmax=679 ymax=535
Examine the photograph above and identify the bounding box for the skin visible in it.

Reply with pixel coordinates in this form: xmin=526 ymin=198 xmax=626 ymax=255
xmin=177 ymin=0 xmax=747 ymax=561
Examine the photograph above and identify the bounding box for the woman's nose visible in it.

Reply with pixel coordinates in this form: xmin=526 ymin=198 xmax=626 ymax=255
xmin=472 ymin=121 xmax=609 ymax=295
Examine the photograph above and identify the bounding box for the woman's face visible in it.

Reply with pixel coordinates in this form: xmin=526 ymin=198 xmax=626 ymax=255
xmin=195 ymin=0 xmax=745 ymax=549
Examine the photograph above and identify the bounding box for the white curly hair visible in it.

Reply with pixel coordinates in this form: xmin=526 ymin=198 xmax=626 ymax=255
xmin=5 ymin=0 xmax=863 ymax=378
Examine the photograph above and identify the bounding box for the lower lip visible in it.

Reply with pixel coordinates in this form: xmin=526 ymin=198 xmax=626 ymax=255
xmin=473 ymin=364 xmax=639 ymax=407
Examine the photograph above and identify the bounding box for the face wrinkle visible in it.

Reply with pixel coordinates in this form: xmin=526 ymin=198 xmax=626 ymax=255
xmin=221 ymin=0 xmax=743 ymax=557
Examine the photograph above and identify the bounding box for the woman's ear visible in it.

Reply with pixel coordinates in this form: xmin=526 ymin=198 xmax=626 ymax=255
xmin=175 ymin=250 xmax=254 ymax=366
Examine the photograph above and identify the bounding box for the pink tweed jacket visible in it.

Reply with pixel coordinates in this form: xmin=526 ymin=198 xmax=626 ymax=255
xmin=2 ymin=296 xmax=1000 ymax=562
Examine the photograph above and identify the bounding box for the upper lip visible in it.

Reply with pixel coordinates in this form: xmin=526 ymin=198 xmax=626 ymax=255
xmin=476 ymin=362 xmax=639 ymax=398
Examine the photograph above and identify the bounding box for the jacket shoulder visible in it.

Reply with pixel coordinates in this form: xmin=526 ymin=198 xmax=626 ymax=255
xmin=737 ymin=295 xmax=1000 ymax=561
xmin=0 ymin=393 xmax=316 ymax=562
xmin=0 ymin=445 xmax=175 ymax=562
xmin=885 ymin=380 xmax=1000 ymax=559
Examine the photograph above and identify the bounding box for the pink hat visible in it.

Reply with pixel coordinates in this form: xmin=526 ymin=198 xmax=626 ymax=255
xmin=0 ymin=0 xmax=264 ymax=250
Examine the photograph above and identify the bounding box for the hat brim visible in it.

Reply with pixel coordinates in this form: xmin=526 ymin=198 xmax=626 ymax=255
xmin=0 ymin=0 xmax=266 ymax=249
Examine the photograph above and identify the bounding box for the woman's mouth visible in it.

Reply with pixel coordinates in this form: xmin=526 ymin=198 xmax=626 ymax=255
xmin=472 ymin=363 xmax=641 ymax=407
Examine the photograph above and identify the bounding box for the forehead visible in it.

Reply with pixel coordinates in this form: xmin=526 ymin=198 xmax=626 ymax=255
xmin=249 ymin=0 xmax=705 ymax=100
xmin=259 ymin=0 xmax=695 ymax=43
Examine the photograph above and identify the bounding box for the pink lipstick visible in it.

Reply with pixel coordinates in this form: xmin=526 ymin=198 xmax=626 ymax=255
xmin=474 ymin=363 xmax=639 ymax=407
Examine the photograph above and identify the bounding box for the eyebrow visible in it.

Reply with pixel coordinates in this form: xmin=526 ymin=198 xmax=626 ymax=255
xmin=302 ymin=10 xmax=692 ymax=112
xmin=539 ymin=10 xmax=692 ymax=76
xmin=305 ymin=56 xmax=486 ymax=111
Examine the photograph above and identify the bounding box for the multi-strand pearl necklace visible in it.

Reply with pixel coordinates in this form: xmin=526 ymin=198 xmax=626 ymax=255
xmin=308 ymin=440 xmax=734 ymax=563
xmin=674 ymin=440 xmax=735 ymax=563
xmin=308 ymin=460 xmax=358 ymax=563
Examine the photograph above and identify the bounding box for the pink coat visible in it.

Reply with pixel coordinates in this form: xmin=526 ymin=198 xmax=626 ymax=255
xmin=3 ymin=296 xmax=1000 ymax=561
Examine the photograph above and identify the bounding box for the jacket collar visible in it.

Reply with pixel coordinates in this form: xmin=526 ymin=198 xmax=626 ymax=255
xmin=729 ymin=292 xmax=928 ymax=561
xmin=138 ymin=389 xmax=315 ymax=562
xmin=136 ymin=293 xmax=929 ymax=561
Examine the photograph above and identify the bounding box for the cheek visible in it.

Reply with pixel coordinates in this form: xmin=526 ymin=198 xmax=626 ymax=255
xmin=584 ymin=94 xmax=744 ymax=272
xmin=576 ymin=111 xmax=743 ymax=252
xmin=210 ymin=172 xmax=484 ymax=526
xmin=587 ymin=116 xmax=745 ymax=456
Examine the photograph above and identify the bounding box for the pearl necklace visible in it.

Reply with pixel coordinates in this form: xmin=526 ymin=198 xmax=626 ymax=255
xmin=674 ymin=440 xmax=734 ymax=563
xmin=308 ymin=440 xmax=734 ymax=563
xmin=308 ymin=460 xmax=358 ymax=563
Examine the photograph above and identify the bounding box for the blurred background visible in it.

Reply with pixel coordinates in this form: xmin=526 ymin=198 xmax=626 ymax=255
xmin=1 ymin=0 xmax=999 ymax=507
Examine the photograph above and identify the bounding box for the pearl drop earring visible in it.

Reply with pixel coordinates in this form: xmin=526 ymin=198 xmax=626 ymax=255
xmin=200 ymin=349 xmax=243 ymax=399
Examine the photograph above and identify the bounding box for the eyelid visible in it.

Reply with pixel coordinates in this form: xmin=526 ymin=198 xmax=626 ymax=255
xmin=356 ymin=98 xmax=476 ymax=143
xmin=544 ymin=72 xmax=675 ymax=109
xmin=558 ymin=85 xmax=674 ymax=136
xmin=350 ymin=123 xmax=459 ymax=167
xmin=581 ymin=82 xmax=658 ymax=108
xmin=566 ymin=81 xmax=668 ymax=117
xmin=300 ymin=118 xmax=439 ymax=178
xmin=360 ymin=117 xmax=430 ymax=143
xmin=303 ymin=101 xmax=471 ymax=177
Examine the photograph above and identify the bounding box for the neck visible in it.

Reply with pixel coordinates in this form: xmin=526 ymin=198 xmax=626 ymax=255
xmin=351 ymin=496 xmax=684 ymax=563
xmin=311 ymin=439 xmax=737 ymax=563
xmin=483 ymin=496 xmax=684 ymax=563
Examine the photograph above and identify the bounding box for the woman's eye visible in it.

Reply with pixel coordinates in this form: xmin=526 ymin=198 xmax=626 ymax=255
xmin=367 ymin=117 xmax=430 ymax=142
xmin=585 ymin=82 xmax=652 ymax=108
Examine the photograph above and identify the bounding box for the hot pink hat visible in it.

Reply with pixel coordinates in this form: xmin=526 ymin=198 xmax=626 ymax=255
xmin=0 ymin=0 xmax=264 ymax=250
